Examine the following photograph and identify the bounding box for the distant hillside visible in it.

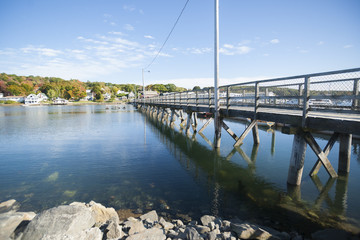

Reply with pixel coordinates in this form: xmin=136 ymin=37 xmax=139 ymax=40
xmin=0 ymin=73 xmax=188 ymax=101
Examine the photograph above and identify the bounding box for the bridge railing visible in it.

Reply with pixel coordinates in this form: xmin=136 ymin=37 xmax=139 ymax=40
xmin=139 ymin=68 xmax=360 ymax=122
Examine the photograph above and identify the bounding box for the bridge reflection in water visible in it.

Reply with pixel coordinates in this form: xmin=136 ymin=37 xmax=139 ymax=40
xmin=143 ymin=110 xmax=359 ymax=234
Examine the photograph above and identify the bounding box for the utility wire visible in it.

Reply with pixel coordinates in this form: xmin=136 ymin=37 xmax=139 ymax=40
xmin=144 ymin=0 xmax=190 ymax=70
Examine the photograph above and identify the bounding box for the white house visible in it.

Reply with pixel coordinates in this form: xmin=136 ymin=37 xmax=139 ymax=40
xmin=103 ymin=92 xmax=111 ymax=101
xmin=53 ymin=98 xmax=68 ymax=105
xmin=0 ymin=93 xmax=3 ymax=98
xmin=24 ymin=94 xmax=40 ymax=104
xmin=37 ymin=93 xmax=48 ymax=101
xmin=128 ymin=92 xmax=135 ymax=98
xmin=0 ymin=96 xmax=24 ymax=103
xmin=24 ymin=93 xmax=48 ymax=105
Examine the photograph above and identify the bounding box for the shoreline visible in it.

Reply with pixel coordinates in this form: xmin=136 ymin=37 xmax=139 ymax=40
xmin=1 ymin=199 xmax=359 ymax=240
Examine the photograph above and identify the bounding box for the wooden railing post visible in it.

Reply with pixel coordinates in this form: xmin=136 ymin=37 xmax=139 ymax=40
xmin=226 ymin=86 xmax=230 ymax=114
xmin=353 ymin=79 xmax=359 ymax=110
xmin=265 ymin=87 xmax=269 ymax=104
xmin=302 ymin=76 xmax=310 ymax=127
xmin=186 ymin=91 xmax=189 ymax=107
xmin=196 ymin=91 xmax=199 ymax=107
xmin=254 ymin=82 xmax=259 ymax=118
xmin=208 ymin=88 xmax=211 ymax=109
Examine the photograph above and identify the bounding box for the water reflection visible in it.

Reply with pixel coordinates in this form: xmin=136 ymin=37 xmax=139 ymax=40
xmin=145 ymin=111 xmax=360 ymax=233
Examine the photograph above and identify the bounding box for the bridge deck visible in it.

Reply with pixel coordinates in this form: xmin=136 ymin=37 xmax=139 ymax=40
xmin=144 ymin=103 xmax=360 ymax=135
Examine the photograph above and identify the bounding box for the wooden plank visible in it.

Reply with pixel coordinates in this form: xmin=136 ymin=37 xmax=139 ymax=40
xmin=234 ymin=119 xmax=257 ymax=147
xmin=309 ymin=132 xmax=339 ymax=176
xmin=222 ymin=121 xmax=239 ymax=141
xmin=199 ymin=118 xmax=213 ymax=133
xmin=302 ymin=131 xmax=338 ymax=178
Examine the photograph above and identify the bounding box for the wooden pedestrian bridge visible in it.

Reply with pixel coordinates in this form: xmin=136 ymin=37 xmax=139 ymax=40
xmin=134 ymin=68 xmax=360 ymax=186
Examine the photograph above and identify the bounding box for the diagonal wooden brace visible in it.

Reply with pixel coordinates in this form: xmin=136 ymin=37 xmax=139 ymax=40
xmin=222 ymin=121 xmax=239 ymax=141
xmin=309 ymin=132 xmax=339 ymax=176
xmin=234 ymin=119 xmax=257 ymax=147
xmin=302 ymin=131 xmax=338 ymax=178
xmin=198 ymin=118 xmax=213 ymax=133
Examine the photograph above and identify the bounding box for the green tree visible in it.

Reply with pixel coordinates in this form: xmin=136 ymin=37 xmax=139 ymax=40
xmin=47 ymin=89 xmax=56 ymax=99
xmin=193 ymin=86 xmax=201 ymax=91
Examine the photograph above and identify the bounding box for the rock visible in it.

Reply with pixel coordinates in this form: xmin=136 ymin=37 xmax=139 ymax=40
xmin=75 ymin=227 xmax=103 ymax=240
xmin=127 ymin=220 xmax=146 ymax=235
xmin=87 ymin=201 xmax=119 ymax=225
xmin=159 ymin=217 xmax=174 ymax=230
xmin=222 ymin=220 xmax=231 ymax=231
xmin=106 ymin=220 xmax=124 ymax=239
xmin=140 ymin=210 xmax=159 ymax=222
xmin=231 ymin=222 xmax=279 ymax=240
xmin=0 ymin=199 xmax=19 ymax=214
xmin=0 ymin=211 xmax=36 ymax=240
xmin=173 ymin=219 xmax=184 ymax=227
xmin=185 ymin=226 xmax=202 ymax=240
xmin=222 ymin=231 xmax=232 ymax=240
xmin=126 ymin=228 xmax=166 ymax=240
xmin=311 ymin=229 xmax=350 ymax=240
xmin=167 ymin=229 xmax=179 ymax=238
xmin=200 ymin=215 xmax=215 ymax=227
xmin=195 ymin=225 xmax=211 ymax=234
xmin=21 ymin=205 xmax=95 ymax=240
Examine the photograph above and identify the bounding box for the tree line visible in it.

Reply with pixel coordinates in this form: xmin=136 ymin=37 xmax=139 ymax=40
xmin=0 ymin=73 xmax=190 ymax=101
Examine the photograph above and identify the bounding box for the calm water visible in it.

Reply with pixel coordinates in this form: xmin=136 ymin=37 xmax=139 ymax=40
xmin=1 ymin=105 xmax=359 ymax=233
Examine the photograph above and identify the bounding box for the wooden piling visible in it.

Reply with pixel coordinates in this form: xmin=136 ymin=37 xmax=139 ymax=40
xmin=338 ymin=133 xmax=352 ymax=173
xmin=287 ymin=133 xmax=307 ymax=185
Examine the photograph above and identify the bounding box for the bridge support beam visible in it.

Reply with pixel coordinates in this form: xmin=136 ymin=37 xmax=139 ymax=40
xmin=233 ymin=119 xmax=259 ymax=147
xmin=338 ymin=133 xmax=352 ymax=174
xmin=287 ymin=133 xmax=307 ymax=185
xmin=310 ymin=132 xmax=339 ymax=176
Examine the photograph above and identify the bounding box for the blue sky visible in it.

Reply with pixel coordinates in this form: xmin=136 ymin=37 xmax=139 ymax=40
xmin=0 ymin=0 xmax=359 ymax=88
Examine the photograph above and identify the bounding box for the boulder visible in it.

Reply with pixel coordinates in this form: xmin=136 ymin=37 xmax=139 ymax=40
xmin=0 ymin=212 xmax=36 ymax=240
xmin=200 ymin=215 xmax=215 ymax=227
xmin=0 ymin=199 xmax=19 ymax=214
xmin=140 ymin=210 xmax=159 ymax=222
xmin=126 ymin=220 xmax=146 ymax=235
xmin=185 ymin=226 xmax=202 ymax=240
xmin=74 ymin=227 xmax=103 ymax=240
xmin=159 ymin=217 xmax=174 ymax=230
xmin=195 ymin=225 xmax=211 ymax=234
xmin=21 ymin=205 xmax=95 ymax=240
xmin=126 ymin=228 xmax=166 ymax=240
xmin=231 ymin=222 xmax=279 ymax=240
xmin=87 ymin=201 xmax=119 ymax=225
xmin=106 ymin=221 xmax=124 ymax=239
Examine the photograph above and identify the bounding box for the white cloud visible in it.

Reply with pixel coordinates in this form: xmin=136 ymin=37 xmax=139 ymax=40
xmin=144 ymin=35 xmax=155 ymax=39
xmin=344 ymin=44 xmax=353 ymax=48
xmin=21 ymin=46 xmax=63 ymax=57
xmin=270 ymin=39 xmax=279 ymax=44
xmin=220 ymin=45 xmax=252 ymax=55
xmin=317 ymin=41 xmax=324 ymax=45
xmin=108 ymin=31 xmax=124 ymax=36
xmin=123 ymin=5 xmax=136 ymax=12
xmin=223 ymin=44 xmax=234 ymax=49
xmin=186 ymin=47 xmax=212 ymax=55
xmin=124 ymin=24 xmax=135 ymax=31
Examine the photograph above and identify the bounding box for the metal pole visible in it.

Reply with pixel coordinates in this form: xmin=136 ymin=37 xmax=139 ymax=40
xmin=214 ymin=0 xmax=221 ymax=148
xmin=142 ymin=68 xmax=145 ymax=107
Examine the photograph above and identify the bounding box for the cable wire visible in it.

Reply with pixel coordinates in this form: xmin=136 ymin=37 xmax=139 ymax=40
xmin=144 ymin=0 xmax=190 ymax=70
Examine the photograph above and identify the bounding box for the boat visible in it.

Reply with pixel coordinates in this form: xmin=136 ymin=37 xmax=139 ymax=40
xmin=52 ymin=98 xmax=68 ymax=105
xmin=197 ymin=112 xmax=213 ymax=119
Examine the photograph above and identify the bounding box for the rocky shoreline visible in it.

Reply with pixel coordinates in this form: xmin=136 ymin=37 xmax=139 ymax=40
xmin=0 ymin=199 xmax=358 ymax=240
